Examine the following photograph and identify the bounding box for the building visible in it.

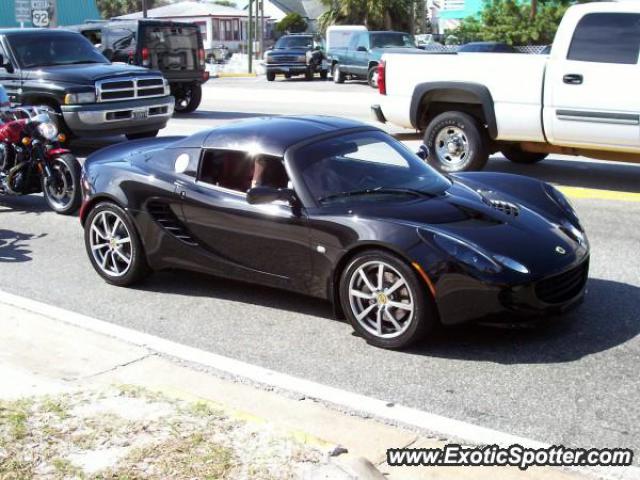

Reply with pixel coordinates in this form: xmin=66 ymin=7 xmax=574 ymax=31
xmin=0 ymin=0 xmax=100 ymax=28
xmin=118 ymin=1 xmax=270 ymax=52
xmin=429 ymin=0 xmax=483 ymax=33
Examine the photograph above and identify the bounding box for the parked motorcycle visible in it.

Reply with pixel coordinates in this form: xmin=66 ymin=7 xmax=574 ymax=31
xmin=0 ymin=106 xmax=81 ymax=215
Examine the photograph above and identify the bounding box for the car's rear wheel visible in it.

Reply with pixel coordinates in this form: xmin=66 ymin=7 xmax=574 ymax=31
xmin=126 ymin=130 xmax=159 ymax=140
xmin=174 ymin=84 xmax=202 ymax=113
xmin=367 ymin=66 xmax=378 ymax=88
xmin=340 ymin=250 xmax=436 ymax=349
xmin=266 ymin=71 xmax=276 ymax=81
xmin=84 ymin=202 xmax=150 ymax=286
xmin=423 ymin=111 xmax=488 ymax=172
xmin=502 ymin=145 xmax=548 ymax=164
xmin=333 ymin=64 xmax=345 ymax=83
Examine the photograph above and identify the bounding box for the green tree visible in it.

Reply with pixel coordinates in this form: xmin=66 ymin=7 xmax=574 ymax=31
xmin=449 ymin=0 xmax=573 ymax=45
xmin=97 ymin=0 xmax=167 ymax=18
xmin=276 ymin=12 xmax=308 ymax=33
xmin=213 ymin=0 xmax=238 ymax=7
xmin=318 ymin=0 xmax=413 ymax=32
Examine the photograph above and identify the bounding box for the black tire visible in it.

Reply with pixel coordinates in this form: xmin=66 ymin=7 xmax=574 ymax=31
xmin=339 ymin=249 xmax=437 ymax=349
xmin=41 ymin=153 xmax=82 ymax=215
xmin=266 ymin=71 xmax=276 ymax=81
xmin=84 ymin=202 xmax=150 ymax=286
xmin=333 ymin=63 xmax=345 ymax=84
xmin=174 ymin=84 xmax=202 ymax=113
xmin=126 ymin=130 xmax=159 ymax=140
xmin=501 ymin=146 xmax=548 ymax=164
xmin=305 ymin=67 xmax=314 ymax=81
xmin=423 ymin=111 xmax=489 ymax=172
xmin=320 ymin=69 xmax=328 ymax=80
xmin=367 ymin=65 xmax=378 ymax=88
xmin=284 ymin=72 xmax=292 ymax=79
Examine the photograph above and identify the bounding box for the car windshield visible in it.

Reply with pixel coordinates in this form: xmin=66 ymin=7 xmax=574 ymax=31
xmin=8 ymin=32 xmax=109 ymax=68
xmin=293 ymin=131 xmax=451 ymax=205
xmin=370 ymin=33 xmax=415 ymax=48
xmin=275 ymin=36 xmax=313 ymax=49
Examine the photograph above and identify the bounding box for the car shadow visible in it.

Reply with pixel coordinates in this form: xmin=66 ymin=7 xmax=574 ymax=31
xmin=0 ymin=229 xmax=45 ymax=263
xmin=485 ymin=155 xmax=640 ymax=194
xmin=135 ymin=269 xmax=335 ymax=320
xmin=406 ymin=278 xmax=640 ymax=364
xmin=136 ymin=271 xmax=637 ymax=364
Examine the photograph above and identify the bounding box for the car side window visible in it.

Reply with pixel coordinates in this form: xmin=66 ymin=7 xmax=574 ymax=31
xmin=198 ymin=150 xmax=289 ymax=194
xmin=349 ymin=33 xmax=360 ymax=50
xmin=567 ymin=13 xmax=640 ymax=64
xmin=107 ymin=27 xmax=136 ymax=62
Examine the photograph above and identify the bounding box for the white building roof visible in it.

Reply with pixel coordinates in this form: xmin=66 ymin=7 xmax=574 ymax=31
xmin=117 ymin=1 xmax=249 ymax=19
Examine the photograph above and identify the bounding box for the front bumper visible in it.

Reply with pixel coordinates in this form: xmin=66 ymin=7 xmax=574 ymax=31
xmin=433 ymin=256 xmax=590 ymax=325
xmin=266 ymin=62 xmax=327 ymax=74
xmin=61 ymin=96 xmax=175 ymax=137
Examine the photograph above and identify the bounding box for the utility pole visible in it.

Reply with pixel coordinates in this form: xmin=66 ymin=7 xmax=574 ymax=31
xmin=142 ymin=0 xmax=148 ymax=18
xmin=259 ymin=0 xmax=264 ymax=60
xmin=248 ymin=0 xmax=253 ymax=73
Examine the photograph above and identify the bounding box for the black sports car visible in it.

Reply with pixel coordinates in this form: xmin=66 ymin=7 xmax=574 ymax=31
xmin=80 ymin=116 xmax=589 ymax=349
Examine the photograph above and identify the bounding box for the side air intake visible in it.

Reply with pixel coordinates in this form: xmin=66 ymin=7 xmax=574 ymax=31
xmin=147 ymin=201 xmax=198 ymax=246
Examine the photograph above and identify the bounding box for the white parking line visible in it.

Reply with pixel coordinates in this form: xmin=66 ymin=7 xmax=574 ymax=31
xmin=1 ymin=289 xmax=637 ymax=480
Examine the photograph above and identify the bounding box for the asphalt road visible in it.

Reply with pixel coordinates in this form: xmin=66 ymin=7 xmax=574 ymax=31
xmin=1 ymin=78 xmax=639 ymax=456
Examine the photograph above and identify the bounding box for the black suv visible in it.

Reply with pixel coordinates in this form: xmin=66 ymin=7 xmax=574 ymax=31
xmin=0 ymin=29 xmax=173 ymax=140
xmin=264 ymin=34 xmax=327 ymax=81
xmin=69 ymin=19 xmax=209 ymax=113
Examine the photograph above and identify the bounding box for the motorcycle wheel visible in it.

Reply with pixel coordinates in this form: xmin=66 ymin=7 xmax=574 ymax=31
xmin=41 ymin=153 xmax=82 ymax=215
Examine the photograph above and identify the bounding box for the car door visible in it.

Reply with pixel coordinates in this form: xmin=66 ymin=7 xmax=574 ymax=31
xmin=179 ymin=149 xmax=313 ymax=293
xmin=544 ymin=11 xmax=640 ymax=150
xmin=0 ymin=37 xmax=22 ymax=106
xmin=353 ymin=33 xmax=370 ymax=77
xmin=342 ymin=33 xmax=360 ymax=74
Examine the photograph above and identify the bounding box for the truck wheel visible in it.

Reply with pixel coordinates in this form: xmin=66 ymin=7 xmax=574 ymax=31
xmin=424 ymin=112 xmax=488 ymax=172
xmin=266 ymin=71 xmax=276 ymax=81
xmin=174 ymin=84 xmax=202 ymax=113
xmin=501 ymin=146 xmax=548 ymax=164
xmin=333 ymin=64 xmax=345 ymax=84
xmin=367 ymin=66 xmax=378 ymax=88
xmin=305 ymin=67 xmax=314 ymax=81
xmin=320 ymin=69 xmax=328 ymax=80
xmin=126 ymin=130 xmax=159 ymax=140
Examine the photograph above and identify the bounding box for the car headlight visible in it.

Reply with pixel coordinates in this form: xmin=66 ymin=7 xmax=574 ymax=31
xmin=432 ymin=232 xmax=501 ymax=273
xmin=493 ymin=254 xmax=529 ymax=274
xmin=64 ymin=92 xmax=96 ymax=104
xmin=163 ymin=79 xmax=171 ymax=96
xmin=37 ymin=122 xmax=58 ymax=140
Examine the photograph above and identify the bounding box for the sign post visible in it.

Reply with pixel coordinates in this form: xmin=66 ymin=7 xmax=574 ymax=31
xmin=15 ymin=0 xmax=31 ymax=27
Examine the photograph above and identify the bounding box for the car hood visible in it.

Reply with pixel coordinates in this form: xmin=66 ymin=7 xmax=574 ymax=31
xmin=85 ymin=136 xmax=185 ymax=169
xmin=342 ymin=178 xmax=586 ymax=275
xmin=22 ymin=63 xmax=161 ymax=85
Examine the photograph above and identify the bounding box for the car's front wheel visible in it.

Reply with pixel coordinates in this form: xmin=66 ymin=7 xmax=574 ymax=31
xmin=333 ymin=64 xmax=345 ymax=83
xmin=266 ymin=71 xmax=276 ymax=81
xmin=423 ymin=111 xmax=488 ymax=172
xmin=84 ymin=202 xmax=150 ymax=286
xmin=340 ymin=250 xmax=436 ymax=349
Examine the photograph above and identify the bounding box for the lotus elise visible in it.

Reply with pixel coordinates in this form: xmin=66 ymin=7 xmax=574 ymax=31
xmin=80 ymin=116 xmax=589 ymax=349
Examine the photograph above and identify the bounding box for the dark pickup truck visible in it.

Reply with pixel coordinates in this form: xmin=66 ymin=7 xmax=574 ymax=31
xmin=0 ymin=29 xmax=174 ymax=140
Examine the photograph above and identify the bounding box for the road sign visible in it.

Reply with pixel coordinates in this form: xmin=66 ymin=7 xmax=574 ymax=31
xmin=32 ymin=9 xmax=50 ymax=27
xmin=15 ymin=0 xmax=31 ymax=23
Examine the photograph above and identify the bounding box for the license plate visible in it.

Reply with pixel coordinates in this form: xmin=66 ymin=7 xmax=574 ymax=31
xmin=167 ymin=55 xmax=182 ymax=65
xmin=133 ymin=110 xmax=148 ymax=120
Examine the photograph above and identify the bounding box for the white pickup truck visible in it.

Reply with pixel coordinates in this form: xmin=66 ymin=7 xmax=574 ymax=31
xmin=372 ymin=2 xmax=640 ymax=172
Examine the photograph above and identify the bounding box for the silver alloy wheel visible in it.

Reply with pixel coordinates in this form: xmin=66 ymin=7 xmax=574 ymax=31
xmin=44 ymin=159 xmax=76 ymax=210
xmin=434 ymin=125 xmax=469 ymax=168
xmin=348 ymin=260 xmax=415 ymax=339
xmin=89 ymin=210 xmax=133 ymax=278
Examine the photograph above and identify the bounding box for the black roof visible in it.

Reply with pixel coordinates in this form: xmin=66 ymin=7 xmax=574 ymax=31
xmin=176 ymin=116 xmax=374 ymax=157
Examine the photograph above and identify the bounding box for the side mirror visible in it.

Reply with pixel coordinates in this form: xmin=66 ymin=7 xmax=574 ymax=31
xmin=416 ymin=144 xmax=429 ymax=160
xmin=247 ymin=186 xmax=296 ymax=205
xmin=356 ymin=46 xmax=367 ymax=52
